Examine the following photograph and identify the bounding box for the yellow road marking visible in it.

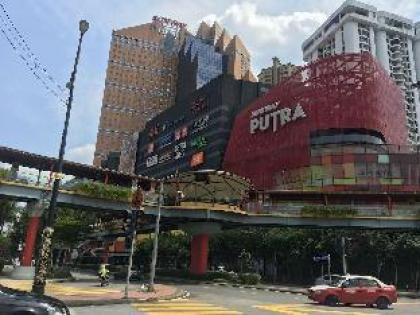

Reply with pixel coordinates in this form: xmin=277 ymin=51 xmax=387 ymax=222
xmin=137 ymin=306 xmax=228 ymax=311
xmin=133 ymin=303 xmax=215 ymax=307
xmin=132 ymin=299 xmax=242 ymax=315
xmin=138 ymin=312 xmax=241 ymax=315
xmin=0 ymin=279 xmax=119 ymax=296
xmin=254 ymin=304 xmax=378 ymax=315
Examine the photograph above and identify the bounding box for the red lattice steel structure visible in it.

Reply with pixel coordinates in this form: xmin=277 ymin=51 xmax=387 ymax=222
xmin=223 ymin=53 xmax=408 ymax=190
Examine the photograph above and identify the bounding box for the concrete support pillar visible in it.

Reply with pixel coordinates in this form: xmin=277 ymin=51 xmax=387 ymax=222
xmin=334 ymin=30 xmax=343 ymax=54
xmin=181 ymin=222 xmax=221 ymax=275
xmin=369 ymin=26 xmax=376 ymax=56
xmin=375 ymin=30 xmax=390 ymax=73
xmin=21 ymin=201 xmax=44 ymax=267
xmin=190 ymin=234 xmax=209 ymax=275
xmin=343 ymin=21 xmax=359 ymax=53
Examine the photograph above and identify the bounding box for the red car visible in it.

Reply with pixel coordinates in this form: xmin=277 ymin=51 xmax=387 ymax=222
xmin=308 ymin=275 xmax=397 ymax=309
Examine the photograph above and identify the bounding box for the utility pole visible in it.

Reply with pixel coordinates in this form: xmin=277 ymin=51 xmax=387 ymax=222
xmin=341 ymin=236 xmax=348 ymax=275
xmin=124 ymin=209 xmax=138 ymax=299
xmin=327 ymin=254 xmax=331 ymax=283
xmin=149 ymin=181 xmax=163 ymax=292
xmin=32 ymin=20 xmax=89 ymax=295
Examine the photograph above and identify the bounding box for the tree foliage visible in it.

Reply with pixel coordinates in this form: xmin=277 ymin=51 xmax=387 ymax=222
xmin=53 ymin=208 xmax=97 ymax=247
xmin=0 ymin=200 xmax=16 ymax=233
xmin=137 ymin=227 xmax=420 ymax=290
xmin=67 ymin=182 xmax=131 ymax=201
xmin=208 ymin=228 xmax=420 ymax=289
xmin=134 ymin=232 xmax=190 ymax=272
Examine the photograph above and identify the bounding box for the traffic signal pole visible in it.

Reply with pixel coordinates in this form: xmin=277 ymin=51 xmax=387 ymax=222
xmin=124 ymin=209 xmax=138 ymax=299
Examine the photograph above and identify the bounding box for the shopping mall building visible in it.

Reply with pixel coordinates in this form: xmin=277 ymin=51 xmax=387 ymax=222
xmin=137 ymin=53 xmax=420 ymax=192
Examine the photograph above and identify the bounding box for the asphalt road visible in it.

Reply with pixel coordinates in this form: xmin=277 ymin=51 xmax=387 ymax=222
xmin=71 ymin=284 xmax=420 ymax=315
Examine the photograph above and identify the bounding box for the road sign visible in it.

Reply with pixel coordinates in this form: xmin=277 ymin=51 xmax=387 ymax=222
xmin=313 ymin=254 xmax=330 ymax=262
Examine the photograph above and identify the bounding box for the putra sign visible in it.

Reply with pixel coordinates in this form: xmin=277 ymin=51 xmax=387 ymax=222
xmin=250 ymin=102 xmax=306 ymax=134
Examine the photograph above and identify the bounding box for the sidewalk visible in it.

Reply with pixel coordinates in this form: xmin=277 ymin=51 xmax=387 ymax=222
xmin=0 ymin=278 xmax=184 ymax=307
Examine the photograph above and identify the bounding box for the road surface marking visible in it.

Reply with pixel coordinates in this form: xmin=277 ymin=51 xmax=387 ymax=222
xmin=254 ymin=304 xmax=379 ymax=315
xmin=132 ymin=299 xmax=242 ymax=314
xmin=0 ymin=279 xmax=118 ymax=296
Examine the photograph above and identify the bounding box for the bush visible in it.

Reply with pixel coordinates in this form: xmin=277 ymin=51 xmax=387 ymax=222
xmin=67 ymin=181 xmax=132 ymax=201
xmin=238 ymin=272 xmax=261 ymax=285
xmin=301 ymin=205 xmax=357 ymax=218
xmin=48 ymin=266 xmax=72 ymax=279
xmin=0 ymin=260 xmax=4 ymax=273
xmin=0 ymin=168 xmax=10 ymax=180
xmin=113 ymin=270 xmax=143 ymax=281
xmin=155 ymin=269 xmax=239 ymax=283
xmin=205 ymin=271 xmax=238 ymax=282
xmin=74 ymin=263 xmax=99 ymax=270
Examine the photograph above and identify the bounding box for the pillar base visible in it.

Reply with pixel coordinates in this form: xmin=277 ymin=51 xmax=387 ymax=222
xmin=190 ymin=234 xmax=209 ymax=275
xmin=9 ymin=266 xmax=35 ymax=280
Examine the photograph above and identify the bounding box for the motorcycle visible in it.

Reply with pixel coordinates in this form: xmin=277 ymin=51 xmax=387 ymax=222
xmin=99 ymin=274 xmax=110 ymax=287
xmin=98 ymin=264 xmax=110 ymax=287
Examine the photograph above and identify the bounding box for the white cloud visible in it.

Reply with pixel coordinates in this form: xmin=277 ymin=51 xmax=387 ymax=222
xmin=66 ymin=143 xmax=95 ymax=164
xmin=200 ymin=2 xmax=327 ymax=70
xmin=199 ymin=0 xmax=420 ymax=72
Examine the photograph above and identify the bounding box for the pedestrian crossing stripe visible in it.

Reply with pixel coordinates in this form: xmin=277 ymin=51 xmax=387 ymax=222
xmin=132 ymin=299 xmax=242 ymax=314
xmin=0 ymin=279 xmax=119 ymax=296
xmin=253 ymin=304 xmax=379 ymax=315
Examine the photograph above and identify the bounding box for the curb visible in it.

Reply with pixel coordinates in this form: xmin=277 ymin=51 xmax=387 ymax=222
xmin=210 ymin=282 xmax=307 ymax=296
xmin=398 ymin=292 xmax=420 ymax=299
xmin=66 ymin=288 xmax=188 ymax=307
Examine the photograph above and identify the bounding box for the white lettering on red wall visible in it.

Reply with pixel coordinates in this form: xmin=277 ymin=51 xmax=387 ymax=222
xmin=250 ymin=103 xmax=306 ymax=134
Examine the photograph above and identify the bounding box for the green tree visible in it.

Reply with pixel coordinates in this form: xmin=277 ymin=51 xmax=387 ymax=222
xmin=8 ymin=209 xmax=29 ymax=258
xmin=134 ymin=232 xmax=190 ymax=272
xmin=0 ymin=200 xmax=16 ymax=233
xmin=53 ymin=208 xmax=97 ymax=247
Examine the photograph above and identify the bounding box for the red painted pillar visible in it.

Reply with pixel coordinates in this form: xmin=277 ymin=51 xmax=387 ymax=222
xmin=190 ymin=234 xmax=209 ymax=275
xmin=21 ymin=216 xmax=41 ymax=266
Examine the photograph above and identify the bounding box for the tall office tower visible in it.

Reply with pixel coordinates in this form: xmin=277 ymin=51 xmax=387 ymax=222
xmin=94 ymin=17 xmax=186 ymax=170
xmin=196 ymin=21 xmax=256 ymax=82
xmin=302 ymin=0 xmax=420 ymax=144
xmin=176 ymin=32 xmax=226 ymax=102
xmin=257 ymin=57 xmax=301 ymax=86
xmin=95 ymin=18 xmax=256 ymax=173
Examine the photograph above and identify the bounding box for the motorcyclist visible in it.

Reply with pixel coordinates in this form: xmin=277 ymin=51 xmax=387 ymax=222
xmin=98 ymin=263 xmax=110 ymax=287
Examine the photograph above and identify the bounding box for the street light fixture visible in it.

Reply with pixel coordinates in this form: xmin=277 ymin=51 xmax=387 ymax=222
xmin=32 ymin=20 xmax=89 ymax=295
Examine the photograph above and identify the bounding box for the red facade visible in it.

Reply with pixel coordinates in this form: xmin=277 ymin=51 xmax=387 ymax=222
xmin=223 ymin=54 xmax=408 ymax=189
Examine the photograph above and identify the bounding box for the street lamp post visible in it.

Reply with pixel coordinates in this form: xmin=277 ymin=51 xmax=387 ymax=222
xmin=149 ymin=181 xmax=164 ymax=292
xmin=32 ymin=20 xmax=89 ymax=295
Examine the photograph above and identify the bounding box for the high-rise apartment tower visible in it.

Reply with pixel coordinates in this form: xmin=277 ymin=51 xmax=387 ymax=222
xmin=258 ymin=57 xmax=300 ymax=86
xmin=302 ymin=0 xmax=420 ymax=144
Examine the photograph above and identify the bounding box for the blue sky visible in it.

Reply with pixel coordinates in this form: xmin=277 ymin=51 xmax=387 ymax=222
xmin=0 ymin=0 xmax=419 ymax=164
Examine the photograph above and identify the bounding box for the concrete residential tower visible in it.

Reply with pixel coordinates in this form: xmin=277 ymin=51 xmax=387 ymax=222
xmin=302 ymin=0 xmax=420 ymax=144
xmin=258 ymin=57 xmax=300 ymax=87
